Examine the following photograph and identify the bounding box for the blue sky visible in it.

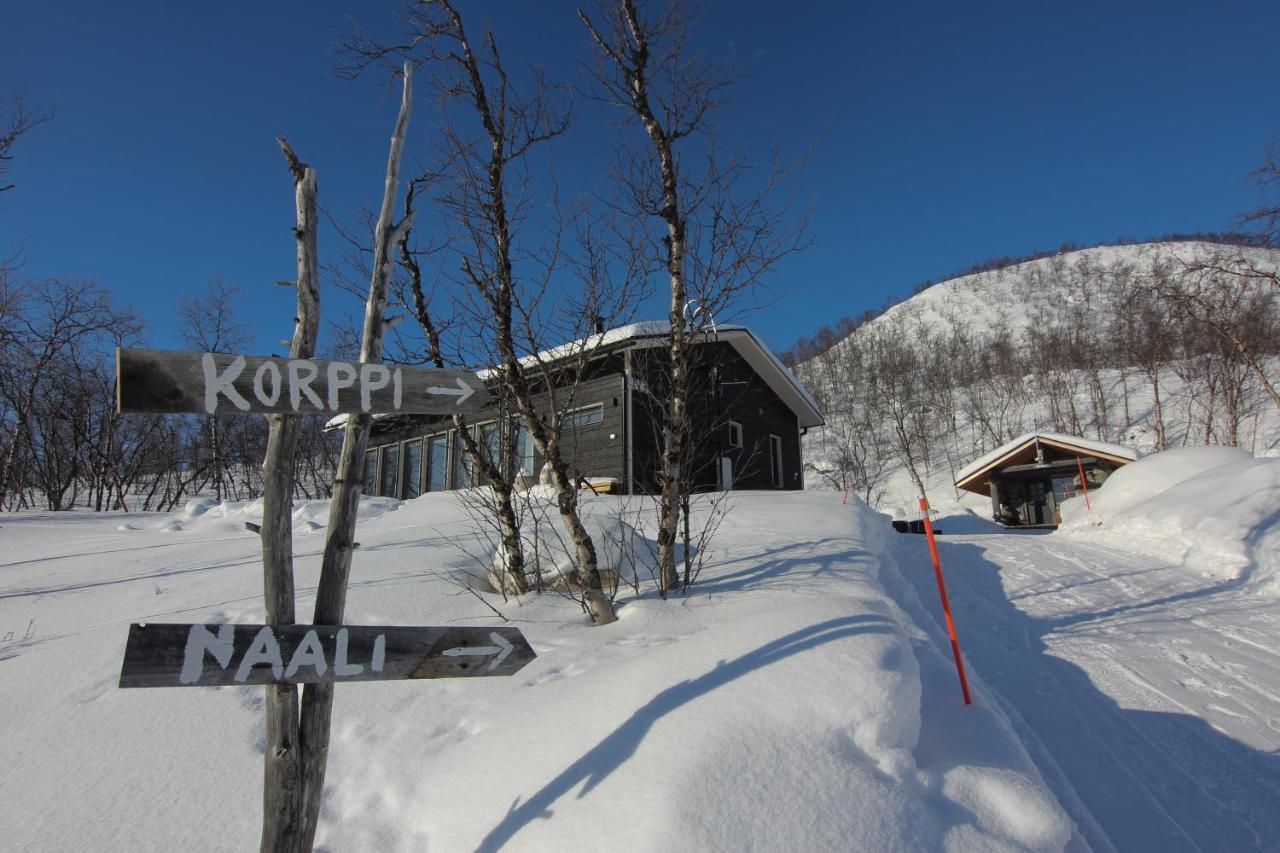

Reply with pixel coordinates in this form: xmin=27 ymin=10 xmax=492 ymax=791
xmin=2 ymin=1 xmax=1278 ymax=357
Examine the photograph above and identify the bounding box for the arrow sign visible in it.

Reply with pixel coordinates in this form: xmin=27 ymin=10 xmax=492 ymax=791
xmin=425 ymin=376 xmax=476 ymax=407
xmin=118 ymin=623 xmax=536 ymax=688
xmin=116 ymin=348 xmax=491 ymax=415
xmin=442 ymin=631 xmax=512 ymax=671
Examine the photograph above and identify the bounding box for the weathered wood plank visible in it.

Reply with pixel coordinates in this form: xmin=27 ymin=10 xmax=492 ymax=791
xmin=118 ymin=623 xmax=536 ymax=688
xmin=116 ymin=348 xmax=490 ymax=415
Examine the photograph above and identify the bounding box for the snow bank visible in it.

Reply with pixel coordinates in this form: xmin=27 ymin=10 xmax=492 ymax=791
xmin=1058 ymin=446 xmax=1280 ymax=590
xmin=154 ymin=495 xmax=401 ymax=533
xmin=0 ymin=492 xmax=1072 ymax=851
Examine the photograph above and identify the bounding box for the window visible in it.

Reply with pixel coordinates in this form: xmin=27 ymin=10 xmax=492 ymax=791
xmin=427 ymin=433 xmax=448 ymax=492
xmin=562 ymin=404 xmax=604 ymax=430
xmin=403 ymin=439 xmax=423 ymax=499
xmin=451 ymin=429 xmax=474 ymax=489
xmin=515 ymin=421 xmax=535 ymax=477
xmin=362 ymin=449 xmax=378 ymax=496
xmin=379 ymin=444 xmax=400 ymax=498
xmin=726 ymin=421 xmax=743 ymax=449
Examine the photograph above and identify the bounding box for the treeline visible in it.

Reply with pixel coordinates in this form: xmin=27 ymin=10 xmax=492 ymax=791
xmin=792 ymin=245 xmax=1280 ymax=505
xmin=0 ymin=276 xmax=339 ymax=512
xmin=780 ymin=233 xmax=1274 ymax=366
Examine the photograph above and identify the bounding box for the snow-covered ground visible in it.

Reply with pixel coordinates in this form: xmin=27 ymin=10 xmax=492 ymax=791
xmin=4 ymin=443 xmax=1278 ymax=851
xmin=0 ymin=490 xmax=1074 ymax=852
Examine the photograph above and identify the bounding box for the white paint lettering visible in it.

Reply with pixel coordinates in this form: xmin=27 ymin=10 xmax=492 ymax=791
xmin=235 ymin=626 xmax=285 ymax=683
xmin=359 ymin=364 xmax=390 ymax=412
xmin=333 ymin=627 xmax=363 ymax=677
xmin=288 ymin=360 xmax=324 ymax=412
xmin=371 ymin=634 xmax=386 ymax=673
xmin=202 ymin=353 xmax=250 ymax=413
xmin=393 ymin=368 xmax=402 ymax=410
xmin=252 ymin=360 xmax=282 ymax=406
xmin=180 ymin=623 xmax=236 ymax=684
xmin=284 ymin=629 xmax=328 ymax=680
xmin=326 ymin=361 xmax=357 ymax=411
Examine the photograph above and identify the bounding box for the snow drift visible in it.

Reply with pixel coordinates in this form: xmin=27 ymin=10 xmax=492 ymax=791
xmin=0 ymin=491 xmax=1075 ymax=851
xmin=1057 ymin=446 xmax=1280 ymax=592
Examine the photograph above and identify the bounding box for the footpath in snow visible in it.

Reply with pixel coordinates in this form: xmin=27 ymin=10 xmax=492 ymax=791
xmin=890 ymin=513 xmax=1280 ymax=853
xmin=1 ymin=491 xmax=1072 ymax=851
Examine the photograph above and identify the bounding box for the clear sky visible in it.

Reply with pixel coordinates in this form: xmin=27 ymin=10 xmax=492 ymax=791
xmin=3 ymin=1 xmax=1278 ymax=357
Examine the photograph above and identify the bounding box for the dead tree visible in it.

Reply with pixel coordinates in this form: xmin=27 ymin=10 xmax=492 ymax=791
xmin=257 ymin=138 xmax=321 ymax=852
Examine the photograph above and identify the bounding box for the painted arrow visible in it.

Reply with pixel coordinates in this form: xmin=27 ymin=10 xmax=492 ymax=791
xmin=441 ymin=631 xmax=513 ymax=672
xmin=425 ymin=376 xmax=476 ymax=407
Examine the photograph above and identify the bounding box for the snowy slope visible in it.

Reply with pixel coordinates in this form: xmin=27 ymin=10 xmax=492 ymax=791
xmin=0 ymin=491 xmax=1073 ymax=852
xmin=847 ymin=241 xmax=1278 ymax=345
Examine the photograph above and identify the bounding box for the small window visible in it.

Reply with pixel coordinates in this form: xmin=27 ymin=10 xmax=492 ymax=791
xmin=561 ymin=404 xmax=604 ymax=430
xmin=726 ymin=421 xmax=743 ymax=449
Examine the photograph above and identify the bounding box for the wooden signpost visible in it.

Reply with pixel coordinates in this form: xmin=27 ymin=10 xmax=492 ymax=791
xmin=119 ymin=623 xmax=536 ymax=688
xmin=116 ymin=347 xmax=490 ymax=415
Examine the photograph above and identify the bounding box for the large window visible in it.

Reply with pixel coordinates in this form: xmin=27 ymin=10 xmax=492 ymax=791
xmin=379 ymin=444 xmax=400 ymax=498
xmin=427 ymin=433 xmax=449 ymax=492
xmin=403 ymin=439 xmax=423 ymax=499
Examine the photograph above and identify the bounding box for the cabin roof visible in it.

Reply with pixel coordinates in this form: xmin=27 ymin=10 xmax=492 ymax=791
xmin=330 ymin=321 xmax=824 ymax=430
xmin=954 ymin=432 xmax=1138 ymax=495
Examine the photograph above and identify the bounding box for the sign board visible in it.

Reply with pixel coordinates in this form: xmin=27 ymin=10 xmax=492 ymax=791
xmin=118 ymin=623 xmax=535 ymax=688
xmin=116 ymin=348 xmax=490 ymax=415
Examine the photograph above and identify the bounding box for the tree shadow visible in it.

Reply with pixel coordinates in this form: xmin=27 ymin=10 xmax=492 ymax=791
xmin=476 ymin=614 xmax=897 ymax=852
xmin=891 ymin=537 xmax=1280 ymax=853
xmin=692 ymin=538 xmax=876 ymax=596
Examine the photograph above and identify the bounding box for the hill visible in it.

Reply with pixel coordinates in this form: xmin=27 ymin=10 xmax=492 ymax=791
xmin=790 ymin=240 xmax=1280 ymax=514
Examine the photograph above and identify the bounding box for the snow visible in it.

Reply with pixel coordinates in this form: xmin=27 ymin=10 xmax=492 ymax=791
xmin=1057 ymin=446 xmax=1280 ymax=589
xmin=954 ymin=432 xmax=1139 ymax=485
xmin=890 ymin=518 xmax=1280 ymax=852
xmin=0 ymin=491 xmax=1078 ymax=852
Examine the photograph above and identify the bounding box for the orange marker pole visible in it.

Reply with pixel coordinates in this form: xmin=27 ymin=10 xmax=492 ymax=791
xmin=1075 ymin=456 xmax=1092 ymax=511
xmin=919 ymin=496 xmax=972 ymax=705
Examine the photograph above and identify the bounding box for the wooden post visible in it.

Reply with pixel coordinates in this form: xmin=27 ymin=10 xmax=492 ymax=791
xmin=295 ymin=62 xmax=414 ymax=853
xmin=919 ymin=496 xmax=972 ymax=705
xmin=1075 ymin=455 xmax=1092 ymax=512
xmin=258 ymin=139 xmax=320 ymax=853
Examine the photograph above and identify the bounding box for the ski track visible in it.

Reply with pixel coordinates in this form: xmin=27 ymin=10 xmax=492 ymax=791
xmin=893 ymin=530 xmax=1280 ymax=853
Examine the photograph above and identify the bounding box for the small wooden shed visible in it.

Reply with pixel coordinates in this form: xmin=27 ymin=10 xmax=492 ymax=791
xmin=954 ymin=433 xmax=1137 ymax=528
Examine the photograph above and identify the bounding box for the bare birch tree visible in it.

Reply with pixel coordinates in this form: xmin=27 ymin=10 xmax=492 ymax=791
xmin=579 ymin=0 xmax=807 ymax=594
xmin=339 ymin=0 xmax=622 ymax=623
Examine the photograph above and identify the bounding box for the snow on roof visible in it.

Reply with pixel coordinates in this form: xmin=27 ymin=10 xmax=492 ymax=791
xmin=955 ymin=432 xmax=1139 ymax=486
xmin=328 ymin=321 xmax=824 ymax=430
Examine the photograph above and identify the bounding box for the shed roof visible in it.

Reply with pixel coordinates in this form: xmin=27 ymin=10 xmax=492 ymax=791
xmin=955 ymin=432 xmax=1138 ymax=495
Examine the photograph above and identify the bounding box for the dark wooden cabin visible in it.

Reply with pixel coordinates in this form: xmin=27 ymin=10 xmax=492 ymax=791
xmin=360 ymin=323 xmax=824 ymax=499
xmin=954 ymin=433 xmax=1137 ymax=528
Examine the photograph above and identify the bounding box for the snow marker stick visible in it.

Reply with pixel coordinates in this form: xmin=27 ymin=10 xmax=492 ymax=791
xmin=1076 ymin=456 xmax=1092 ymax=511
xmin=919 ymin=496 xmax=972 ymax=705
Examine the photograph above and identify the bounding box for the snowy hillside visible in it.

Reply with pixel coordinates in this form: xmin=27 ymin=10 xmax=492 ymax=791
xmin=793 ymin=240 xmax=1280 ymax=516
xmin=0 ymin=491 xmax=1075 ymax=852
